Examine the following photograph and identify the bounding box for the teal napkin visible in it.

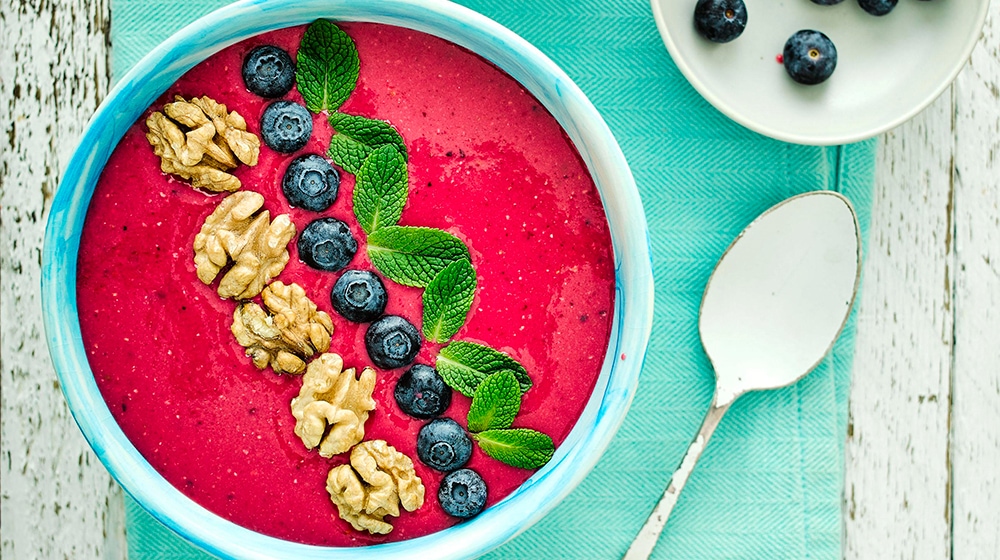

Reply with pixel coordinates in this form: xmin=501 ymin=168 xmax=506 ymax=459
xmin=111 ymin=1 xmax=875 ymax=558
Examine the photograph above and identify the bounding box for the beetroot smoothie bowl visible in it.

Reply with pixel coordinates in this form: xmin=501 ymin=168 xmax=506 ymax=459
xmin=41 ymin=1 xmax=653 ymax=558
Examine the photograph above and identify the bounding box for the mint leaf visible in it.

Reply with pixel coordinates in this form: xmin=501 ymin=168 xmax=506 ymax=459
xmin=367 ymin=226 xmax=470 ymax=287
xmin=423 ymin=259 xmax=476 ymax=343
xmin=435 ymin=341 xmax=531 ymax=397
xmin=296 ymin=20 xmax=359 ymax=113
xmin=328 ymin=113 xmax=407 ymax=174
xmin=354 ymin=145 xmax=408 ymax=234
xmin=467 ymin=371 xmax=521 ymax=432
xmin=474 ymin=429 xmax=554 ymax=469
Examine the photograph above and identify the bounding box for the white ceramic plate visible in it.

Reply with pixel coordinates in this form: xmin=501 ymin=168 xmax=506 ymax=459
xmin=651 ymin=0 xmax=990 ymax=145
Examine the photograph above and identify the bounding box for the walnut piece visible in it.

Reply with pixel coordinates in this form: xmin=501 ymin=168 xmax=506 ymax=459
xmin=232 ymin=281 xmax=333 ymax=374
xmin=326 ymin=440 xmax=425 ymax=534
xmin=145 ymin=95 xmax=260 ymax=192
xmin=291 ymin=353 xmax=376 ymax=457
xmin=192 ymin=191 xmax=296 ymax=300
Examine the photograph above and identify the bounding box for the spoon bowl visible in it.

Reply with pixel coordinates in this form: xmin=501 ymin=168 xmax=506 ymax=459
xmin=703 ymin=191 xmax=861 ymax=406
xmin=625 ymin=191 xmax=861 ymax=559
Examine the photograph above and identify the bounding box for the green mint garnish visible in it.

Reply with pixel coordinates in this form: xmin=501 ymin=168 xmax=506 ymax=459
xmin=367 ymin=226 xmax=470 ymax=287
xmin=467 ymin=371 xmax=521 ymax=432
xmin=354 ymin=145 xmax=408 ymax=234
xmin=296 ymin=20 xmax=359 ymax=113
xmin=473 ymin=428 xmax=554 ymax=469
xmin=436 ymin=341 xmax=532 ymax=397
xmin=328 ymin=113 xmax=407 ymax=174
xmin=423 ymin=258 xmax=476 ymax=343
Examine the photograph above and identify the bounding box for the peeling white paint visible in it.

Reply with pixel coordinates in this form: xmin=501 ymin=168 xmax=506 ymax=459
xmin=670 ymin=435 xmax=705 ymax=490
xmin=1 ymin=1 xmax=124 ymax=558
xmin=845 ymin=5 xmax=1000 ymax=558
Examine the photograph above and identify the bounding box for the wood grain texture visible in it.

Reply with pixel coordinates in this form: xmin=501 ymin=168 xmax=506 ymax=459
xmin=845 ymin=2 xmax=1000 ymax=559
xmin=0 ymin=0 xmax=125 ymax=558
xmin=951 ymin=7 xmax=1000 ymax=559
xmin=844 ymin=91 xmax=955 ymax=560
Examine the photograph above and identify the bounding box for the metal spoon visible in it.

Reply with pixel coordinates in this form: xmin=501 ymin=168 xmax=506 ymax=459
xmin=624 ymin=191 xmax=862 ymax=559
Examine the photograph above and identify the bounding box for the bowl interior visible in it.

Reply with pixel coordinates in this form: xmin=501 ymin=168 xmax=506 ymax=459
xmin=42 ymin=0 xmax=653 ymax=558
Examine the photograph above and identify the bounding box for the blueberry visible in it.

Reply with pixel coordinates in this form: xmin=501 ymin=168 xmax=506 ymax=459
xmin=260 ymin=100 xmax=312 ymax=153
xmin=395 ymin=364 xmax=452 ymax=419
xmin=298 ymin=218 xmax=356 ymax=272
xmin=810 ymin=0 xmax=844 ymax=3
xmin=858 ymin=0 xmax=897 ymax=15
xmin=417 ymin=418 xmax=472 ymax=472
xmin=282 ymin=154 xmax=340 ymax=212
xmin=693 ymin=0 xmax=747 ymax=44
xmin=331 ymin=270 xmax=387 ymax=323
xmin=783 ymin=30 xmax=838 ymax=86
xmin=438 ymin=468 xmax=487 ymax=519
xmin=242 ymin=45 xmax=295 ymax=98
xmin=365 ymin=315 xmax=420 ymax=369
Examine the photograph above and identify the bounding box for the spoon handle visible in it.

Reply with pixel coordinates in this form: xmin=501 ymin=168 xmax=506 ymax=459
xmin=623 ymin=397 xmax=732 ymax=560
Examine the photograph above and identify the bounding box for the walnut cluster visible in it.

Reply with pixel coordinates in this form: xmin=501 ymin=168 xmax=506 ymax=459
xmin=193 ymin=191 xmax=295 ymax=300
xmin=291 ymin=353 xmax=376 ymax=457
xmin=326 ymin=440 xmax=425 ymax=534
xmin=146 ymin=95 xmax=260 ymax=192
xmin=232 ymin=281 xmax=334 ymax=375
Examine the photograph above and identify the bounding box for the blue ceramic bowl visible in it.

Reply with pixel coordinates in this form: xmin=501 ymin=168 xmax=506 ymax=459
xmin=42 ymin=0 xmax=653 ymax=558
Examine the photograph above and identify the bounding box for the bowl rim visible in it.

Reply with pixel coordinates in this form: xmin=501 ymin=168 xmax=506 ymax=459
xmin=41 ymin=0 xmax=654 ymax=558
xmin=649 ymin=0 xmax=992 ymax=146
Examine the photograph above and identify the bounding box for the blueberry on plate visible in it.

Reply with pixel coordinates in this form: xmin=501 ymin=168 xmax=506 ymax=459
xmin=365 ymin=315 xmax=420 ymax=369
xmin=331 ymin=270 xmax=387 ymax=323
xmin=298 ymin=218 xmax=356 ymax=272
xmin=693 ymin=0 xmax=748 ymax=44
xmin=395 ymin=364 xmax=452 ymax=419
xmin=282 ymin=154 xmax=340 ymax=211
xmin=260 ymin=100 xmax=312 ymax=153
xmin=783 ymin=30 xmax=838 ymax=85
xmin=242 ymin=45 xmax=295 ymax=98
xmin=417 ymin=418 xmax=472 ymax=472
xmin=858 ymin=0 xmax=897 ymax=15
xmin=438 ymin=468 xmax=487 ymax=519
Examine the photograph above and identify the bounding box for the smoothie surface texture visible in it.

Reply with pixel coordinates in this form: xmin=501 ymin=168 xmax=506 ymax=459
xmin=78 ymin=22 xmax=615 ymax=546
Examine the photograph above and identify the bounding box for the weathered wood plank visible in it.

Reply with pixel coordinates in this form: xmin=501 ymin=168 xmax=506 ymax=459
xmin=0 ymin=0 xmax=124 ymax=558
xmin=951 ymin=5 xmax=1000 ymax=558
xmin=843 ymin=92 xmax=955 ymax=558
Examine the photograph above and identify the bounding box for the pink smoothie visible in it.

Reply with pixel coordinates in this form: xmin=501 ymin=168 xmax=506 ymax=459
xmin=77 ymin=23 xmax=614 ymax=546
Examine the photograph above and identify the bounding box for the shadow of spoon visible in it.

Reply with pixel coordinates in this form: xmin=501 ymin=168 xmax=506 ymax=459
xmin=624 ymin=190 xmax=862 ymax=559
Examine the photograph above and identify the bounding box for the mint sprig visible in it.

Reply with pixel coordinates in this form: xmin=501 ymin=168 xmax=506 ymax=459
xmin=473 ymin=429 xmax=554 ymax=470
xmin=467 ymin=371 xmax=521 ymax=432
xmin=296 ymin=20 xmax=359 ymax=113
xmin=328 ymin=113 xmax=407 ymax=174
xmin=299 ymin=19 xmax=551 ymax=474
xmin=354 ymin=145 xmax=408 ymax=234
xmin=368 ymin=226 xmax=470 ymax=287
xmin=436 ymin=341 xmax=532 ymax=397
xmin=465 ymin=371 xmax=553 ymax=470
xmin=423 ymin=258 xmax=476 ymax=343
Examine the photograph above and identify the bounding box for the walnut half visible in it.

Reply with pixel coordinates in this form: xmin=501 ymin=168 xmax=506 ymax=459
xmin=326 ymin=440 xmax=425 ymax=534
xmin=291 ymin=353 xmax=376 ymax=457
xmin=145 ymin=95 xmax=260 ymax=192
xmin=232 ymin=281 xmax=333 ymax=374
xmin=192 ymin=191 xmax=296 ymax=300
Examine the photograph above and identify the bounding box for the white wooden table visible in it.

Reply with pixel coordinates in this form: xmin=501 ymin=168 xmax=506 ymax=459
xmin=2 ymin=1 xmax=998 ymax=557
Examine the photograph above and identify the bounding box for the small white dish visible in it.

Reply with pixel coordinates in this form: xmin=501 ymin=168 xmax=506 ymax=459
xmin=650 ymin=0 xmax=990 ymax=145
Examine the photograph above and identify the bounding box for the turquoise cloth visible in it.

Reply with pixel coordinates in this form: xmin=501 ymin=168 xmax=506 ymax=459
xmin=111 ymin=1 xmax=875 ymax=558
